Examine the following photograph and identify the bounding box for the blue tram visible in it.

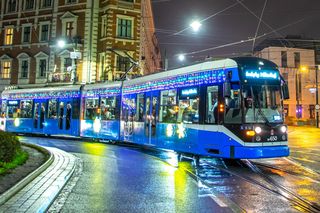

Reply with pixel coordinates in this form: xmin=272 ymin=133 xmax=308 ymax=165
xmin=0 ymin=57 xmax=290 ymax=159
xmin=1 ymin=86 xmax=81 ymax=136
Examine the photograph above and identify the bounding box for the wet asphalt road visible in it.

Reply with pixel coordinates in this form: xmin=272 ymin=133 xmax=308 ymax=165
xmin=287 ymin=126 xmax=320 ymax=173
xmin=20 ymin=137 xmax=228 ymax=212
xmin=18 ymin=126 xmax=320 ymax=212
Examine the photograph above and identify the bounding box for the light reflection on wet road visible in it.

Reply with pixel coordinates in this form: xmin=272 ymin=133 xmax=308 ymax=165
xmin=20 ymin=137 xmax=228 ymax=212
xmin=19 ymin=126 xmax=320 ymax=212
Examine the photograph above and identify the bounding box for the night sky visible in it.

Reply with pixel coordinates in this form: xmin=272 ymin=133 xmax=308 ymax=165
xmin=152 ymin=0 xmax=320 ymax=68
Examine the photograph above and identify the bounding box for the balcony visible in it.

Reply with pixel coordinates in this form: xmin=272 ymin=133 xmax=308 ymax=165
xmin=47 ymin=72 xmax=72 ymax=84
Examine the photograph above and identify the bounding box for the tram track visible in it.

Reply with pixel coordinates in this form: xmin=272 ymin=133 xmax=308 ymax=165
xmin=243 ymin=160 xmax=320 ymax=213
xmin=201 ymin=159 xmax=320 ymax=213
xmin=250 ymin=161 xmax=320 ymax=183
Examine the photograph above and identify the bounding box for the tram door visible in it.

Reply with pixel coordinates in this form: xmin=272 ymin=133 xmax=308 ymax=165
xmin=145 ymin=93 xmax=159 ymax=144
xmin=123 ymin=97 xmax=135 ymax=142
xmin=33 ymin=100 xmax=46 ymax=133
xmin=57 ymin=99 xmax=73 ymax=135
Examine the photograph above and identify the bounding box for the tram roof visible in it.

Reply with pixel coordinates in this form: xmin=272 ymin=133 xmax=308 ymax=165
xmin=123 ymin=58 xmax=237 ymax=87
xmin=82 ymin=82 xmax=121 ymax=91
xmin=2 ymin=85 xmax=81 ymax=95
xmin=1 ymin=85 xmax=81 ymax=100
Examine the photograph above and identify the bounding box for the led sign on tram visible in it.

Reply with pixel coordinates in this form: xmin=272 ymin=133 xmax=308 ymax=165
xmin=181 ymin=88 xmax=198 ymax=96
xmin=245 ymin=70 xmax=279 ymax=80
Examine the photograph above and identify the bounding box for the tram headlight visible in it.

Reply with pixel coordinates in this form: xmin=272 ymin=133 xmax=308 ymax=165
xmin=254 ymin=126 xmax=262 ymax=134
xmin=93 ymin=118 xmax=101 ymax=133
xmin=14 ymin=118 xmax=20 ymax=127
xmin=280 ymin=125 xmax=287 ymax=133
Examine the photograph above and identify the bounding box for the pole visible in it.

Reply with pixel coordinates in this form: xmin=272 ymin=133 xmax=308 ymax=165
xmin=295 ymin=70 xmax=300 ymax=118
xmin=316 ymin=65 xmax=319 ymax=128
xmin=72 ymin=37 xmax=78 ymax=84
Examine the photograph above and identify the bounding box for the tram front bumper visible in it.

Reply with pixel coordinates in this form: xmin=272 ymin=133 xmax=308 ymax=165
xmin=231 ymin=145 xmax=290 ymax=159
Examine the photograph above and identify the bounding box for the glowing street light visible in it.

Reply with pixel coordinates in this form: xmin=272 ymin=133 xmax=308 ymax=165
xmin=190 ymin=20 xmax=202 ymax=32
xmin=300 ymin=65 xmax=308 ymax=73
xmin=178 ymin=54 xmax=185 ymax=62
xmin=56 ymin=38 xmax=80 ymax=84
xmin=57 ymin=39 xmax=66 ymax=48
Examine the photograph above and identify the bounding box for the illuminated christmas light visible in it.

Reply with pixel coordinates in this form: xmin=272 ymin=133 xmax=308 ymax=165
xmin=3 ymin=90 xmax=80 ymax=100
xmin=84 ymin=88 xmax=121 ymax=98
xmin=123 ymin=69 xmax=227 ymax=94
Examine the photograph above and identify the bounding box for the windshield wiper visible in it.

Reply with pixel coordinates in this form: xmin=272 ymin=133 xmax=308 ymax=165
xmin=254 ymin=94 xmax=271 ymax=126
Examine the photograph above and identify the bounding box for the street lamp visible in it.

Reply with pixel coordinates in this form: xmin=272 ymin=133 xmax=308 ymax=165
xmin=56 ymin=38 xmax=80 ymax=84
xmin=297 ymin=65 xmax=319 ymax=127
xmin=57 ymin=40 xmax=66 ymax=49
xmin=178 ymin=54 xmax=185 ymax=62
xmin=295 ymin=66 xmax=308 ymax=119
xmin=190 ymin=20 xmax=202 ymax=32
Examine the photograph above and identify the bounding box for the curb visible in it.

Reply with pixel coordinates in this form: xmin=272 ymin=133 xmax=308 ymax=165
xmin=37 ymin=151 xmax=77 ymax=212
xmin=0 ymin=143 xmax=54 ymax=206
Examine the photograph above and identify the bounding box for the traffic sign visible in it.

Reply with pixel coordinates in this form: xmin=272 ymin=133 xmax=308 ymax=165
xmin=70 ymin=51 xmax=82 ymax=59
xmin=316 ymin=104 xmax=320 ymax=111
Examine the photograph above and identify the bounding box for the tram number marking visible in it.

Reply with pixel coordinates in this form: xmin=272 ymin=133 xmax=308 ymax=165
xmin=267 ymin=136 xmax=278 ymax=142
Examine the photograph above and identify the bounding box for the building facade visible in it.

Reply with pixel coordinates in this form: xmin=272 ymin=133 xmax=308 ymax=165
xmin=255 ymin=36 xmax=320 ymax=123
xmin=0 ymin=0 xmax=161 ymax=91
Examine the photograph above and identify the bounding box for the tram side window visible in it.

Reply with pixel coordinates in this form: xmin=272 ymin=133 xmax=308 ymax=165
xmin=159 ymin=89 xmax=177 ymax=123
xmin=7 ymin=101 xmax=20 ymax=118
xmin=20 ymin=100 xmax=33 ymax=118
xmin=1 ymin=102 xmax=6 ymax=118
xmin=122 ymin=97 xmax=136 ymax=121
xmin=136 ymin=93 xmax=145 ymax=122
xmin=177 ymin=87 xmax=199 ymax=124
xmin=72 ymin=99 xmax=80 ymax=119
xmin=100 ymin=97 xmax=117 ymax=120
xmin=206 ymin=86 xmax=219 ymax=124
xmin=48 ymin=99 xmax=58 ymax=119
xmin=85 ymin=98 xmax=99 ymax=120
xmin=225 ymin=86 xmax=241 ymax=124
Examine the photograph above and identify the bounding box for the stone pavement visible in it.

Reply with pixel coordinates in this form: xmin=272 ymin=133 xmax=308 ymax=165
xmin=0 ymin=147 xmax=77 ymax=212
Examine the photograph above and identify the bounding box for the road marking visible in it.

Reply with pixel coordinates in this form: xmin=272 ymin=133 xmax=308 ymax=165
xmin=284 ymin=157 xmax=319 ymax=175
xmin=191 ymin=179 xmax=229 ymax=208
xmin=210 ymin=195 xmax=228 ymax=207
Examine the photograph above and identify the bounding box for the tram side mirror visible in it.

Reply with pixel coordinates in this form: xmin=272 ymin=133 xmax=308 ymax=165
xmin=282 ymin=84 xmax=290 ymax=100
xmin=223 ymin=81 xmax=231 ymax=97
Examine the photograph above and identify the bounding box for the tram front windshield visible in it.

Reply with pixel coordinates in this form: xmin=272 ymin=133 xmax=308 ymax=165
xmin=243 ymin=85 xmax=283 ymax=124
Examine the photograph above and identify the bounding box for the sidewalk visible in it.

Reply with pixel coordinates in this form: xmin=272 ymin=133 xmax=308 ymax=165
xmin=0 ymin=147 xmax=77 ymax=212
xmin=288 ymin=125 xmax=320 ymax=134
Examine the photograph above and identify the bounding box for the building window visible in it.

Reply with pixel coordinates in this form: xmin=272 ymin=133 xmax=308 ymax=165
xmin=281 ymin=51 xmax=287 ymax=68
xmin=66 ymin=22 xmax=74 ymax=39
xmin=101 ymin=16 xmax=107 ymax=37
xmin=7 ymin=0 xmax=17 ymax=13
xmin=25 ymin=0 xmax=34 ymax=10
xmin=22 ymin=26 xmax=31 ymax=43
xmin=0 ymin=61 xmax=11 ymax=79
xmin=282 ymin=72 xmax=288 ymax=84
xmin=117 ymin=18 xmax=132 ymax=38
xmin=99 ymin=54 xmax=105 ymax=81
xmin=294 ymin=52 xmax=300 ymax=68
xmin=4 ymin=27 xmax=14 ymax=45
xmin=39 ymin=59 xmax=47 ymax=77
xmin=42 ymin=0 xmax=52 ymax=7
xmin=116 ymin=56 xmax=131 ymax=72
xmin=66 ymin=0 xmax=77 ymax=4
xmin=40 ymin=24 xmax=49 ymax=42
xmin=64 ymin=58 xmax=72 ymax=72
xmin=20 ymin=60 xmax=29 ymax=78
